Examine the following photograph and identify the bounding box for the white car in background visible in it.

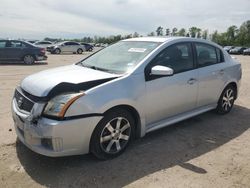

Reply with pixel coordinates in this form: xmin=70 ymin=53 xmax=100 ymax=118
xmin=47 ymin=41 xmax=86 ymax=54
xmin=34 ymin=41 xmax=53 ymax=48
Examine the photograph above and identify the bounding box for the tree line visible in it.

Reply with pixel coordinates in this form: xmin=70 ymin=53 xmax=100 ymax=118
xmin=44 ymin=20 xmax=250 ymax=47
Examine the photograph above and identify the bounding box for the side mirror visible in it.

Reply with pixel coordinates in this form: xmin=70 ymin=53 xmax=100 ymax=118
xmin=151 ymin=65 xmax=174 ymax=76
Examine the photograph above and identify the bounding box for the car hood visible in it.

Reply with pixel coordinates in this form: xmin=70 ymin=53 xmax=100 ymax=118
xmin=21 ymin=64 xmax=118 ymax=97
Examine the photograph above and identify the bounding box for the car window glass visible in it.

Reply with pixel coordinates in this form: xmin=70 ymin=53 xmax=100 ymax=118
xmin=216 ymin=48 xmax=224 ymax=63
xmin=0 ymin=41 xmax=6 ymax=48
xmin=9 ymin=41 xmax=26 ymax=48
xmin=71 ymin=42 xmax=79 ymax=45
xmin=152 ymin=43 xmax=194 ymax=73
xmin=196 ymin=43 xmax=217 ymax=67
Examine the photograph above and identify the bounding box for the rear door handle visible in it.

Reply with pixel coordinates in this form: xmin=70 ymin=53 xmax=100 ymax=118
xmin=219 ymin=69 xmax=224 ymax=75
xmin=187 ymin=78 xmax=197 ymax=85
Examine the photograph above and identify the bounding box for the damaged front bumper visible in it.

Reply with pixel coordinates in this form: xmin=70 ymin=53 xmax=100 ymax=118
xmin=12 ymin=97 xmax=102 ymax=157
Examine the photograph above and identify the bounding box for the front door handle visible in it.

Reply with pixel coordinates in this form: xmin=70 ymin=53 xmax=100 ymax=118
xmin=187 ymin=78 xmax=197 ymax=85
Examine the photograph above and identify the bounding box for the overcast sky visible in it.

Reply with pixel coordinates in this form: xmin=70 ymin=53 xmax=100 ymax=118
xmin=0 ymin=0 xmax=249 ymax=39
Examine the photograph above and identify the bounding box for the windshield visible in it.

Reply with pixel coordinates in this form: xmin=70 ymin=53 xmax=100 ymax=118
xmin=79 ymin=41 xmax=161 ymax=74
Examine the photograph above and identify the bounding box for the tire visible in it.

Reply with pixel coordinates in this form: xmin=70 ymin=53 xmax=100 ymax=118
xmin=23 ymin=55 xmax=35 ymax=65
xmin=77 ymin=48 xmax=83 ymax=54
xmin=54 ymin=48 xmax=61 ymax=54
xmin=216 ymin=85 xmax=236 ymax=114
xmin=90 ymin=109 xmax=135 ymax=160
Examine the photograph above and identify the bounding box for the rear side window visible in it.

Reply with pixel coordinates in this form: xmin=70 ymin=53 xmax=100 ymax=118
xmin=195 ymin=43 xmax=224 ymax=66
xmin=65 ymin=42 xmax=79 ymax=45
xmin=195 ymin=43 xmax=217 ymax=67
xmin=0 ymin=41 xmax=6 ymax=48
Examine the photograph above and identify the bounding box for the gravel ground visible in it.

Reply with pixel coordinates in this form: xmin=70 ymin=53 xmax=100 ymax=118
xmin=0 ymin=53 xmax=250 ymax=188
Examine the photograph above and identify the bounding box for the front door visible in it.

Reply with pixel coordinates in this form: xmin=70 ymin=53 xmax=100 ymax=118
xmin=145 ymin=42 xmax=198 ymax=125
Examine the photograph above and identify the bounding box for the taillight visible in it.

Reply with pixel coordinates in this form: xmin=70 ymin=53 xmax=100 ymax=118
xmin=40 ymin=48 xmax=45 ymax=54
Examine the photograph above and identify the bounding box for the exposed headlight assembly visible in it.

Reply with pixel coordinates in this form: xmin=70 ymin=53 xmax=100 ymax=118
xmin=43 ymin=92 xmax=85 ymax=118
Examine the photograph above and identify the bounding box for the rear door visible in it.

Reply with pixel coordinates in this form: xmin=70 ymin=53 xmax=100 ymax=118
xmin=69 ymin=42 xmax=80 ymax=52
xmin=61 ymin=42 xmax=73 ymax=52
xmin=195 ymin=42 xmax=227 ymax=107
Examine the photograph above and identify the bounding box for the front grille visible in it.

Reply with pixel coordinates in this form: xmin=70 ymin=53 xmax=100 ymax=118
xmin=14 ymin=89 xmax=34 ymax=112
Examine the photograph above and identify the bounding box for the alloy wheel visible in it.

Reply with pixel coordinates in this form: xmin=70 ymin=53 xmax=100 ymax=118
xmin=222 ymin=88 xmax=234 ymax=111
xmin=100 ymin=117 xmax=131 ymax=154
xmin=24 ymin=55 xmax=34 ymax=64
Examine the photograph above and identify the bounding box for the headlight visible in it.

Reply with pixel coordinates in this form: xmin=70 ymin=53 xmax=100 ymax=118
xmin=43 ymin=92 xmax=85 ymax=118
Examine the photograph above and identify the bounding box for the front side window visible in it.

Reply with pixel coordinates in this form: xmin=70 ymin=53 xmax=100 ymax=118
xmin=151 ymin=43 xmax=194 ymax=73
xmin=80 ymin=41 xmax=161 ymax=74
xmin=195 ymin=43 xmax=217 ymax=67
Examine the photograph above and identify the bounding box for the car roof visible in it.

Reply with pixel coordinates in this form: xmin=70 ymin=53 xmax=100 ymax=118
xmin=123 ymin=36 xmax=222 ymax=48
xmin=122 ymin=37 xmax=178 ymax=43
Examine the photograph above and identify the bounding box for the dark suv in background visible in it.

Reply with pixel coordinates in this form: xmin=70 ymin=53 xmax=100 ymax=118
xmin=0 ymin=40 xmax=47 ymax=64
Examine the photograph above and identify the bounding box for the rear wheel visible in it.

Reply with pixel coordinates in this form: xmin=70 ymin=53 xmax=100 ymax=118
xmin=77 ymin=48 xmax=83 ymax=54
xmin=216 ymin=85 xmax=236 ymax=114
xmin=90 ymin=109 xmax=135 ymax=160
xmin=54 ymin=48 xmax=61 ymax=54
xmin=23 ymin=55 xmax=35 ymax=64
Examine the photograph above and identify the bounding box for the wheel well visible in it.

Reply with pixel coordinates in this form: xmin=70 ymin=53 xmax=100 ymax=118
xmin=226 ymin=82 xmax=238 ymax=98
xmin=23 ymin=54 xmax=35 ymax=61
xmin=104 ymin=105 xmax=141 ymax=138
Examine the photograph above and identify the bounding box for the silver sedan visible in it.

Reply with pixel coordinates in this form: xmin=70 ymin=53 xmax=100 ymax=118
xmin=12 ymin=37 xmax=241 ymax=159
xmin=47 ymin=41 xmax=86 ymax=54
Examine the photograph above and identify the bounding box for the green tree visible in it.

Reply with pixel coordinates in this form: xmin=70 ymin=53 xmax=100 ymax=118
xmin=171 ymin=27 xmax=178 ymax=36
xmin=202 ymin=30 xmax=208 ymax=39
xmin=177 ymin=28 xmax=186 ymax=36
xmin=226 ymin=25 xmax=238 ymax=45
xmin=189 ymin=27 xmax=198 ymax=38
xmin=133 ymin=32 xmax=139 ymax=38
xmin=147 ymin=32 xmax=155 ymax=36
xmin=196 ymin=28 xmax=202 ymax=38
xmin=165 ymin=28 xmax=170 ymax=36
xmin=156 ymin=26 xmax=163 ymax=36
xmin=236 ymin=21 xmax=250 ymax=46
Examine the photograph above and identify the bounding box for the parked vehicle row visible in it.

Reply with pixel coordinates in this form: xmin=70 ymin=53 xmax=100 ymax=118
xmin=223 ymin=46 xmax=250 ymax=55
xmin=243 ymin=48 xmax=250 ymax=55
xmin=12 ymin=37 xmax=241 ymax=159
xmin=0 ymin=39 xmax=47 ymax=64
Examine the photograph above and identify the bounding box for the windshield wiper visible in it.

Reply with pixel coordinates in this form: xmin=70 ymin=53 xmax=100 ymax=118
xmin=81 ymin=64 xmax=117 ymax=74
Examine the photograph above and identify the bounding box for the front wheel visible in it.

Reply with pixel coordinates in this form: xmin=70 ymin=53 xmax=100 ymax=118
xmin=23 ymin=55 xmax=35 ymax=64
xmin=90 ymin=109 xmax=135 ymax=160
xmin=216 ymin=85 xmax=236 ymax=114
